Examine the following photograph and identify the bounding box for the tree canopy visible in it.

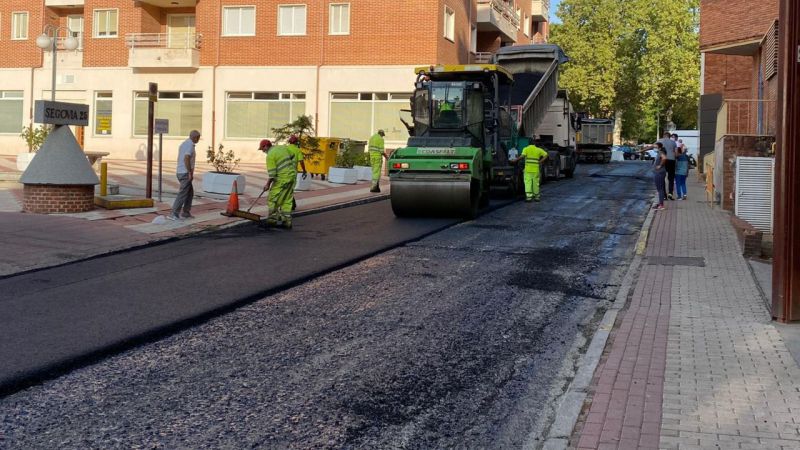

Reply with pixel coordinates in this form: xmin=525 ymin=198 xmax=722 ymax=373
xmin=550 ymin=0 xmax=700 ymax=142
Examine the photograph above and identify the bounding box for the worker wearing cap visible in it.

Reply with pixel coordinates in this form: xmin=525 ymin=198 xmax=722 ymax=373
xmin=368 ymin=130 xmax=388 ymax=193
xmin=517 ymin=143 xmax=548 ymax=202
xmin=261 ymin=136 xmax=306 ymax=229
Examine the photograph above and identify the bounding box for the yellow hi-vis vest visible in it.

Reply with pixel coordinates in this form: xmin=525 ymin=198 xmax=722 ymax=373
xmin=521 ymin=144 xmax=548 ymax=174
xmin=368 ymin=133 xmax=385 ymax=154
xmin=267 ymin=145 xmax=297 ymax=179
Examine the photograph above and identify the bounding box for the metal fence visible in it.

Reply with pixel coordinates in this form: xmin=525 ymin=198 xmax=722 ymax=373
xmin=477 ymin=0 xmax=520 ymax=28
xmin=125 ymin=33 xmax=202 ymax=50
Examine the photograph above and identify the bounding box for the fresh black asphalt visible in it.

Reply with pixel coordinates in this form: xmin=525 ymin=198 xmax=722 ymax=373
xmin=0 ymin=201 xmax=459 ymax=395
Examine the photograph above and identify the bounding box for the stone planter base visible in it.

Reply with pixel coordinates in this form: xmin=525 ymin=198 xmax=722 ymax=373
xmin=354 ymin=165 xmax=372 ymax=181
xmin=328 ymin=167 xmax=358 ymax=184
xmin=24 ymin=184 xmax=94 ymax=214
xmin=202 ymin=172 xmax=246 ymax=194
xmin=295 ymin=173 xmax=311 ymax=191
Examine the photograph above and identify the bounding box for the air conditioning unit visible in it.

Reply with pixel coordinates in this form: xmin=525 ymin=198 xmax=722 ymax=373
xmin=735 ymin=156 xmax=774 ymax=233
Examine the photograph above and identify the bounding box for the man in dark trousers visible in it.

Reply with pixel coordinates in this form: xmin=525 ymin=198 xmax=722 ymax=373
xmin=646 ymin=132 xmax=678 ymax=200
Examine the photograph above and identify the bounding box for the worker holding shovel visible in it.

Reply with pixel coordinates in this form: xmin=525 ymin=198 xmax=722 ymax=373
xmin=261 ymin=136 xmax=306 ymax=229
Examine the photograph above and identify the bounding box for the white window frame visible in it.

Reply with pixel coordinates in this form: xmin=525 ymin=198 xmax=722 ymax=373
xmin=132 ymin=91 xmax=203 ymax=138
xmin=93 ymin=9 xmax=119 ymax=38
xmin=278 ymin=4 xmax=307 ymax=36
xmin=443 ymin=6 xmax=455 ymax=43
xmin=329 ymin=3 xmax=350 ymax=36
xmin=93 ymin=91 xmax=113 ymax=137
xmin=328 ymin=92 xmax=413 ymax=141
xmin=224 ymin=91 xmax=306 ymax=139
xmin=11 ymin=12 xmax=29 ymax=40
xmin=0 ymin=90 xmax=24 ymax=135
xmin=67 ymin=15 xmax=84 ymax=50
xmin=524 ymin=14 xmax=530 ymax=36
xmin=221 ymin=6 xmax=256 ymax=37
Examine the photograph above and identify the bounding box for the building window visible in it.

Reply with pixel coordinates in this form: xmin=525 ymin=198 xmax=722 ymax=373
xmin=279 ymin=5 xmax=307 ymax=36
xmin=329 ymin=3 xmax=350 ymax=35
xmin=524 ymin=14 xmax=530 ymax=36
xmin=68 ymin=15 xmax=84 ymax=49
xmin=329 ymin=92 xmax=412 ymax=142
xmin=444 ymin=7 xmax=455 ymax=42
xmin=225 ymin=92 xmax=306 ymax=138
xmin=222 ymin=6 xmax=256 ymax=37
xmin=133 ymin=91 xmax=202 ymax=138
xmin=0 ymin=91 xmax=23 ymax=134
xmin=93 ymin=9 xmax=118 ymax=38
xmin=12 ymin=12 xmax=29 ymax=40
xmin=94 ymin=92 xmax=112 ymax=136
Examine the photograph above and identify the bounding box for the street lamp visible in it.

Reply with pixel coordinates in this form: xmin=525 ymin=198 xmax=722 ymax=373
xmin=36 ymin=25 xmax=79 ymax=102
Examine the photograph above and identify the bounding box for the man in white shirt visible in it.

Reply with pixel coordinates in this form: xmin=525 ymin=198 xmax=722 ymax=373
xmin=169 ymin=130 xmax=200 ymax=220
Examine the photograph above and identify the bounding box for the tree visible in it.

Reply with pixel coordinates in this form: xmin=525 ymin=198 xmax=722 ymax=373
xmin=271 ymin=115 xmax=321 ymax=159
xmin=550 ymin=0 xmax=700 ymax=142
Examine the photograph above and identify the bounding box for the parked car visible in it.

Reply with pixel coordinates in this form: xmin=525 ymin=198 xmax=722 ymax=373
xmin=618 ymin=145 xmax=639 ymax=160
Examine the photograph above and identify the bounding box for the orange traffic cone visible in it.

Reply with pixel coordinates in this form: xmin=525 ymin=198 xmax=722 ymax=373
xmin=224 ymin=180 xmax=240 ymax=216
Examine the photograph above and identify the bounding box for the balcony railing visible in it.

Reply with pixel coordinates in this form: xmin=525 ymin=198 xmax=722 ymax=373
xmin=531 ymin=0 xmax=549 ymax=21
xmin=125 ymin=33 xmax=202 ymax=71
xmin=716 ymin=99 xmax=778 ymax=139
xmin=477 ymin=0 xmax=520 ymax=43
xmin=473 ymin=52 xmax=493 ymax=64
xmin=125 ymin=32 xmax=202 ymax=50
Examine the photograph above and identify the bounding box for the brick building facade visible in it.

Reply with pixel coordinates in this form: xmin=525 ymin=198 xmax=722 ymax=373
xmin=699 ymin=0 xmax=779 ymax=211
xmin=0 ymin=0 xmax=550 ymax=162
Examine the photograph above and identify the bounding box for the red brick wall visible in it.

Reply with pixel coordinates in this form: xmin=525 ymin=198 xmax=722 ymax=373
xmin=721 ymin=135 xmax=774 ymax=211
xmin=703 ymin=53 xmax=753 ymax=99
xmin=700 ymin=0 xmax=778 ymax=50
xmin=23 ymin=184 xmax=94 ymax=213
xmin=0 ymin=2 xmax=45 ymax=68
xmin=436 ymin=0 xmax=472 ymax=65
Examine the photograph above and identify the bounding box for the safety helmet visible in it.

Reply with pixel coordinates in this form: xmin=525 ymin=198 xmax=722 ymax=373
xmin=288 ymin=135 xmax=299 ymax=145
xmin=259 ymin=139 xmax=272 ymax=150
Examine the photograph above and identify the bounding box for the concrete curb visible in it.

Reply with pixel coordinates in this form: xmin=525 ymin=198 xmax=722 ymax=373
xmin=541 ymin=205 xmax=656 ymax=449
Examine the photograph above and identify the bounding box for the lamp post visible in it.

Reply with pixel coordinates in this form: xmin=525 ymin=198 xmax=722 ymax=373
xmin=36 ymin=25 xmax=79 ymax=102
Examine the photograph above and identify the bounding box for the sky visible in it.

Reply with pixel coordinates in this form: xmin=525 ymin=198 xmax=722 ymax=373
xmin=551 ymin=0 xmax=562 ymax=24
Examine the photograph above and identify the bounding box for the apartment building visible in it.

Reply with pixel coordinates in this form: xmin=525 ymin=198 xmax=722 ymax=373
xmin=0 ymin=0 xmax=550 ymax=162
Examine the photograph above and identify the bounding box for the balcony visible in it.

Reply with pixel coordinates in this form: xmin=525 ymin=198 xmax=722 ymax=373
xmin=126 ymin=33 xmax=201 ymax=71
xmin=477 ymin=0 xmax=519 ymax=43
xmin=716 ymin=99 xmax=778 ymax=139
xmin=136 ymin=0 xmax=196 ymax=7
xmin=531 ymin=0 xmax=549 ymax=22
xmin=45 ymin=0 xmax=84 ymax=8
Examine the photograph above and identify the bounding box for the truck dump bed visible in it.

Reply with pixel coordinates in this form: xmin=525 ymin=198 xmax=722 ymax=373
xmin=494 ymin=44 xmax=569 ymax=137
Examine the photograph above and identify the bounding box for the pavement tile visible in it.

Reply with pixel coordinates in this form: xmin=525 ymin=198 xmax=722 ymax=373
xmin=570 ymin=177 xmax=800 ymax=449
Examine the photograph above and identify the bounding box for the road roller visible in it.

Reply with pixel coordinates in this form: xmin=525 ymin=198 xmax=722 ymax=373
xmin=388 ymin=64 xmax=518 ymax=219
xmin=388 ymin=45 xmax=568 ymax=219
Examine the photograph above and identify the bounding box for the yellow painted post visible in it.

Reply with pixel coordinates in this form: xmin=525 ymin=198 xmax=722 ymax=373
xmin=100 ymin=162 xmax=108 ymax=197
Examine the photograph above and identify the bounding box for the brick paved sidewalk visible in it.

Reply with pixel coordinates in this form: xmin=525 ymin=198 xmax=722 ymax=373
xmin=572 ymin=177 xmax=800 ymax=450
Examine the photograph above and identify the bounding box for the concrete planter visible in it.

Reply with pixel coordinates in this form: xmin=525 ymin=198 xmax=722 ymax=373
xmin=295 ymin=173 xmax=311 ymax=191
xmin=16 ymin=153 xmax=36 ymax=171
xmin=202 ymin=172 xmax=246 ymax=194
xmin=327 ymin=167 xmax=358 ymax=184
xmin=354 ymin=165 xmax=372 ymax=181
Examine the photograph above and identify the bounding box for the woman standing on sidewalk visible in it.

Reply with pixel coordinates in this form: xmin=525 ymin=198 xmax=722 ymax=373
xmin=652 ymin=143 xmax=667 ymax=210
xmin=675 ymin=147 xmax=689 ymax=200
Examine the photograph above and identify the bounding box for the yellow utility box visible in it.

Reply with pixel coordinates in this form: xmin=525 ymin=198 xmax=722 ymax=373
xmin=302 ymin=137 xmax=344 ymax=179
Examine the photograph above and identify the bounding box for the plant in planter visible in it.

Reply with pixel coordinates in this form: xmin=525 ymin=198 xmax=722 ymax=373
xmin=328 ymin=140 xmax=363 ymax=184
xmin=202 ymin=143 xmax=246 ymax=194
xmin=272 ymin=115 xmax=321 ymax=190
xmin=17 ymin=124 xmax=50 ymax=171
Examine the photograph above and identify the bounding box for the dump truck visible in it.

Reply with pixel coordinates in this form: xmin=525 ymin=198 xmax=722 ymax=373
xmin=388 ymin=44 xmax=568 ymax=218
xmin=576 ymin=118 xmax=614 ymax=163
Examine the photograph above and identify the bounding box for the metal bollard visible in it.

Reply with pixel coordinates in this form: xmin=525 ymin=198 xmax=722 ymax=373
xmin=100 ymin=162 xmax=108 ymax=197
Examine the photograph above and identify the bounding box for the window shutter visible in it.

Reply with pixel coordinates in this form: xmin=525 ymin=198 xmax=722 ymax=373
xmin=764 ymin=20 xmax=779 ymax=81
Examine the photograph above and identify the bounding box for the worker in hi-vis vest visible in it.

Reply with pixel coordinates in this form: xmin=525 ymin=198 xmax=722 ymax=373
xmin=515 ymin=143 xmax=548 ymax=202
xmin=262 ymin=135 xmax=306 ymax=229
xmin=368 ymin=130 xmax=388 ymax=193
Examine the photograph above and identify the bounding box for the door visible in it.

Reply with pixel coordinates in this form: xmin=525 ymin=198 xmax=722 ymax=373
xmin=67 ymin=15 xmax=83 ymax=49
xmin=168 ymin=14 xmax=196 ymax=49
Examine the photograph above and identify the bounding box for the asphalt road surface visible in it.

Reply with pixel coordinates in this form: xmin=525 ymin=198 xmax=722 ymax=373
xmin=0 ymin=162 xmax=654 ymax=449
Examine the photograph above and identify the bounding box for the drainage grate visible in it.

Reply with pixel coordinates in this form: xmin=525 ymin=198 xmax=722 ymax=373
xmin=647 ymin=256 xmax=706 ymax=267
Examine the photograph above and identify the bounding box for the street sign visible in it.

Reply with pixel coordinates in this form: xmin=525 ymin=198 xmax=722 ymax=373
xmin=154 ymin=119 xmax=169 ymax=135
xmin=33 ymin=100 xmax=89 ymax=126
xmin=149 ymin=82 xmax=158 ymax=102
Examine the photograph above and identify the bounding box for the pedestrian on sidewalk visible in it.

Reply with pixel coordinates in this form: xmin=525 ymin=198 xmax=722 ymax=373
xmin=368 ymin=130 xmax=388 ymax=193
xmin=675 ymin=146 xmax=689 ymax=200
xmin=652 ymin=143 xmax=667 ymax=210
xmin=646 ymin=132 xmax=677 ymax=200
xmin=169 ymin=130 xmax=200 ymax=220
